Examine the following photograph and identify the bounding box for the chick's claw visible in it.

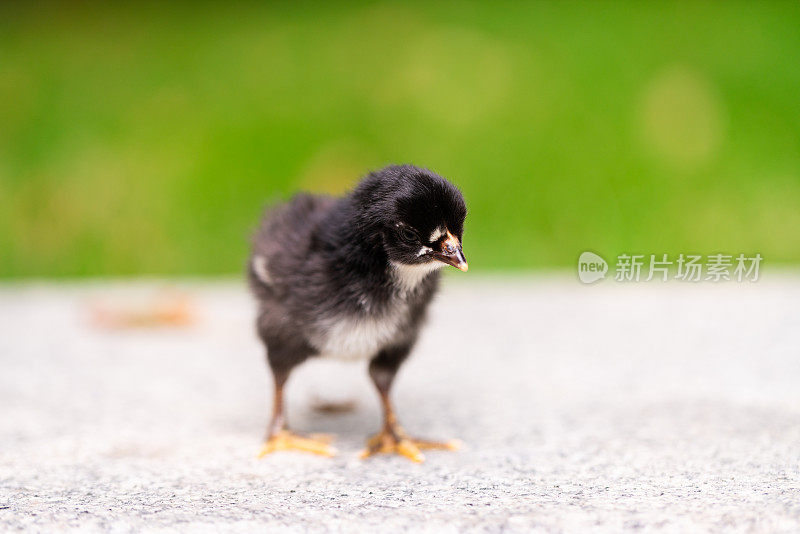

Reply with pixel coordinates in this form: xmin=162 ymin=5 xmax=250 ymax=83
xmin=258 ymin=431 xmax=337 ymax=458
xmin=359 ymin=429 xmax=460 ymax=463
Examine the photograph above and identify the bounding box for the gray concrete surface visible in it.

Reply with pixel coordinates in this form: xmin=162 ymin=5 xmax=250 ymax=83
xmin=1 ymin=276 xmax=800 ymax=532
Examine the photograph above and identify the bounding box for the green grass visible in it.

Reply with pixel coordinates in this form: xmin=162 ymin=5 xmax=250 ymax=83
xmin=1 ymin=1 xmax=799 ymax=277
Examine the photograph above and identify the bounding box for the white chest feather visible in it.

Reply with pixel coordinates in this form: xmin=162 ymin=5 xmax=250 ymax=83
xmin=391 ymin=261 xmax=444 ymax=295
xmin=310 ymin=261 xmax=442 ymax=361
xmin=312 ymin=311 xmax=408 ymax=361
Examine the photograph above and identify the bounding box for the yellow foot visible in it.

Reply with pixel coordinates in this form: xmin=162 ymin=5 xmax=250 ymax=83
xmin=258 ymin=431 xmax=337 ymax=458
xmin=359 ymin=428 xmax=461 ymax=463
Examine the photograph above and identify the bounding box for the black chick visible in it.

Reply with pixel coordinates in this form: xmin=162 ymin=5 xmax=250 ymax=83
xmin=248 ymin=164 xmax=468 ymax=462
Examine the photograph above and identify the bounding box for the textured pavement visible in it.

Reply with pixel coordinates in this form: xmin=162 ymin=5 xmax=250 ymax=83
xmin=2 ymin=276 xmax=800 ymax=532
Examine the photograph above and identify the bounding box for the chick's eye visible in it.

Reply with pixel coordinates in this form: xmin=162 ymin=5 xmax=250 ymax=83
xmin=399 ymin=228 xmax=418 ymax=242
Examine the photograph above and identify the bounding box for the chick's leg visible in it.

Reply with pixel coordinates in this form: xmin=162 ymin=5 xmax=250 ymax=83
xmin=361 ymin=348 xmax=460 ymax=463
xmin=258 ymin=367 xmax=336 ymax=458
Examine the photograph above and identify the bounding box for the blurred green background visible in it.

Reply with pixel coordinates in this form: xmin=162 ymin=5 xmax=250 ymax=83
xmin=1 ymin=1 xmax=799 ymax=277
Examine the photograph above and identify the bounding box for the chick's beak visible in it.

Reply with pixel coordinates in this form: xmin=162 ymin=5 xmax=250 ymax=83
xmin=434 ymin=231 xmax=468 ymax=272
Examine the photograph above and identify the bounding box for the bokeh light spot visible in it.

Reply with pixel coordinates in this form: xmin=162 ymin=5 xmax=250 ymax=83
xmin=638 ymin=66 xmax=724 ymax=169
xmin=296 ymin=141 xmax=376 ymax=195
xmin=379 ymin=28 xmax=514 ymax=127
